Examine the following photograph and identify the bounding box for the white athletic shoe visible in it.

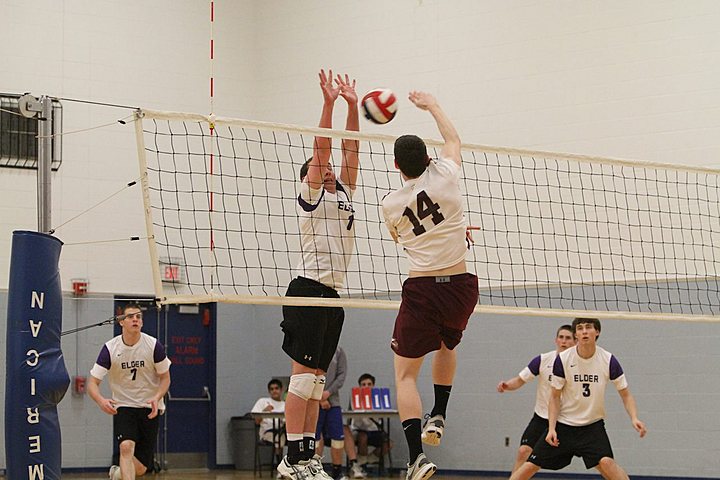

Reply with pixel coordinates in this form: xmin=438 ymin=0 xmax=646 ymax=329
xmin=277 ymin=456 xmax=314 ymax=480
xmin=405 ymin=453 xmax=436 ymax=480
xmin=421 ymin=414 xmax=445 ymax=446
xmin=307 ymin=454 xmax=333 ymax=480
xmin=350 ymin=462 xmax=367 ymax=479
xmin=108 ymin=465 xmax=121 ymax=480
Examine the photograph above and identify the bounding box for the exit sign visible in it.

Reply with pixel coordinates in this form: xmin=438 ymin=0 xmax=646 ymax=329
xmin=160 ymin=258 xmax=184 ymax=283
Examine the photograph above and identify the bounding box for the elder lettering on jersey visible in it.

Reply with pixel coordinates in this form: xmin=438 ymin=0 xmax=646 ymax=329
xmin=121 ymin=360 xmax=146 ymax=369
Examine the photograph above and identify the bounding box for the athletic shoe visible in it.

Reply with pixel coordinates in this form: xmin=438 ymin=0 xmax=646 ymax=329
xmin=108 ymin=465 xmax=121 ymax=480
xmin=366 ymin=452 xmax=380 ymax=464
xmin=277 ymin=456 xmax=314 ymax=480
xmin=405 ymin=453 xmax=436 ymax=480
xmin=350 ymin=461 xmax=367 ymax=479
xmin=421 ymin=414 xmax=445 ymax=446
xmin=308 ymin=454 xmax=333 ymax=480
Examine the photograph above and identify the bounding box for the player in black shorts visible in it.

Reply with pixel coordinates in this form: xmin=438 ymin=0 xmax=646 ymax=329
xmin=509 ymin=318 xmax=647 ymax=480
xmin=497 ymin=325 xmax=574 ymax=473
xmin=278 ymin=69 xmax=360 ymax=480
xmin=88 ymin=303 xmax=171 ymax=480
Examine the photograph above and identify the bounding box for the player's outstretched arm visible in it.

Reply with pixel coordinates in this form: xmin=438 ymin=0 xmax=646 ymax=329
xmin=408 ymin=91 xmax=461 ymax=167
xmin=337 ymin=73 xmax=360 ymax=189
xmin=497 ymin=376 xmax=526 ymax=392
xmin=309 ymin=68 xmax=339 ymax=189
xmin=618 ymin=387 xmax=647 ymax=437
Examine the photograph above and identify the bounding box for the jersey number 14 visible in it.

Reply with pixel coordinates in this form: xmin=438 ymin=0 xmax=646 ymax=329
xmin=402 ymin=191 xmax=445 ymax=236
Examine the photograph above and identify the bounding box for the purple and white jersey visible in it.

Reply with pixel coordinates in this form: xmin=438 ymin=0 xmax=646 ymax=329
xmin=382 ymin=157 xmax=467 ymax=272
xmin=551 ymin=345 xmax=627 ymax=426
xmin=296 ymin=179 xmax=355 ymax=290
xmin=518 ymin=350 xmax=557 ymax=419
xmin=90 ymin=332 xmax=171 ymax=410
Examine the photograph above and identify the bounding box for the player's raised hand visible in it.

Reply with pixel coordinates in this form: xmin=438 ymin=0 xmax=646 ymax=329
xmin=408 ymin=91 xmax=438 ymax=111
xmin=336 ymin=73 xmax=357 ymax=105
xmin=319 ymin=69 xmax=340 ymax=104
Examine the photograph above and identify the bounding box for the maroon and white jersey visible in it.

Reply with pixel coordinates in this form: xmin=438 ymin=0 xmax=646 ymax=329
xmin=90 ymin=332 xmax=171 ymax=410
xmin=382 ymin=157 xmax=467 ymax=272
xmin=295 ymin=179 xmax=355 ymax=289
xmin=551 ymin=345 xmax=628 ymax=426
xmin=518 ymin=350 xmax=558 ymax=419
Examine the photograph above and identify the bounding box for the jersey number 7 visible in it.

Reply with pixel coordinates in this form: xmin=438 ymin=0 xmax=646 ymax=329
xmin=402 ymin=191 xmax=445 ymax=236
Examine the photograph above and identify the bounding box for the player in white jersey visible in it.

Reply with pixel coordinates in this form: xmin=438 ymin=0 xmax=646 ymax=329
xmin=279 ymin=69 xmax=360 ymax=480
xmin=88 ymin=303 xmax=171 ymax=480
xmin=497 ymin=325 xmax=575 ymax=473
xmin=381 ymin=91 xmax=479 ymax=480
xmin=510 ymin=318 xmax=647 ymax=480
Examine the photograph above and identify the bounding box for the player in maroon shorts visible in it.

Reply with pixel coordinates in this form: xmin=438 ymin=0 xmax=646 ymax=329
xmin=381 ymin=91 xmax=479 ymax=480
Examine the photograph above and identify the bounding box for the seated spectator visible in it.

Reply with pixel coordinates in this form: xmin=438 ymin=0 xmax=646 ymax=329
xmin=350 ymin=374 xmax=393 ymax=466
xmin=252 ymin=378 xmax=286 ymax=453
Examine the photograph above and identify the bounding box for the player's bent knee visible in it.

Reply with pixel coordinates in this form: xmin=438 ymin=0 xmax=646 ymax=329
xmin=289 ymin=373 xmax=316 ymax=401
xmin=312 ymin=374 xmax=326 ymax=400
xmin=511 ymin=462 xmax=540 ymax=480
xmin=517 ymin=445 xmax=533 ymax=461
xmin=331 ymin=439 xmax=345 ymax=449
xmin=595 ymin=456 xmax=621 ymax=476
xmin=118 ymin=440 xmax=135 ymax=457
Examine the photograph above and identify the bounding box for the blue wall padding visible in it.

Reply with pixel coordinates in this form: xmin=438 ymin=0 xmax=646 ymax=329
xmin=5 ymin=231 xmax=70 ymax=480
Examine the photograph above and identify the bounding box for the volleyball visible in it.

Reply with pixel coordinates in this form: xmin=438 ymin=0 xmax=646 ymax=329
xmin=361 ymin=88 xmax=398 ymax=124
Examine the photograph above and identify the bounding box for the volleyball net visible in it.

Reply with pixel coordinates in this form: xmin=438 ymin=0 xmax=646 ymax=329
xmin=135 ymin=109 xmax=720 ymax=322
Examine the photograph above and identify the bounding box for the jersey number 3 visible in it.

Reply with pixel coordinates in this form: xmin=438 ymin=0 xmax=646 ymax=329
xmin=403 ymin=191 xmax=445 ymax=236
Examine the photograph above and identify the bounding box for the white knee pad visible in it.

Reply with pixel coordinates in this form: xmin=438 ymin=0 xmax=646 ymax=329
xmin=331 ymin=439 xmax=344 ymax=449
xmin=311 ymin=374 xmax=326 ymax=400
xmin=289 ymin=373 xmax=316 ymax=401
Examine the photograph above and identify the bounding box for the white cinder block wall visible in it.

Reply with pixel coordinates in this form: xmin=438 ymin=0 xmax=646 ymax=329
xmin=1 ymin=0 xmax=719 ymax=476
xmin=0 ymin=0 xmax=256 ymax=293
